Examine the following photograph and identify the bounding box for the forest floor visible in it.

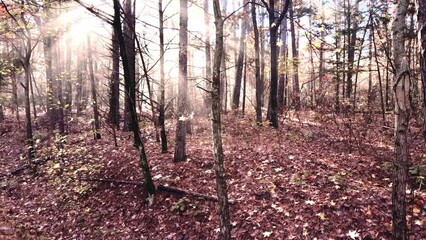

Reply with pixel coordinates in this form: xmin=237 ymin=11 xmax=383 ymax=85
xmin=1 ymin=111 xmax=426 ymax=239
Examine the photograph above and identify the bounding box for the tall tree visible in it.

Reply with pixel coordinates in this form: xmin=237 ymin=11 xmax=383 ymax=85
xmin=122 ymin=0 xmax=136 ymax=132
xmin=204 ymin=0 xmax=212 ymax=112
xmin=345 ymin=0 xmax=359 ymax=99
xmin=231 ymin=0 xmax=248 ymax=111
xmin=419 ymin=0 xmax=426 ymax=141
xmin=391 ymin=0 xmax=410 ymax=238
xmin=173 ymin=0 xmax=188 ymax=162
xmin=108 ymin=29 xmax=120 ymax=129
xmin=113 ymin=0 xmax=155 ymax=195
xmin=261 ymin=0 xmax=291 ymax=128
xmin=212 ymin=1 xmax=231 ymax=238
xmin=252 ymin=0 xmax=262 ymax=124
xmin=289 ymin=0 xmax=300 ymax=111
xmin=158 ymin=0 xmax=167 ymax=152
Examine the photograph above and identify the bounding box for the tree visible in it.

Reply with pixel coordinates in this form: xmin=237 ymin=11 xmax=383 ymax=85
xmin=261 ymin=0 xmax=291 ymax=128
xmin=212 ymin=1 xmax=231 ymax=238
xmin=289 ymin=0 xmax=300 ymax=111
xmin=391 ymin=0 xmax=410 ymax=238
xmin=108 ymin=29 xmax=120 ymax=130
xmin=232 ymin=0 xmax=248 ymax=111
xmin=173 ymin=0 xmax=188 ymax=162
xmin=112 ymin=0 xmax=156 ymax=195
xmin=252 ymin=0 xmax=262 ymax=123
xmin=158 ymin=0 xmax=167 ymax=152
xmin=419 ymin=0 xmax=426 ymax=141
xmin=87 ymin=35 xmax=101 ymax=140
xmin=122 ymin=0 xmax=136 ymax=132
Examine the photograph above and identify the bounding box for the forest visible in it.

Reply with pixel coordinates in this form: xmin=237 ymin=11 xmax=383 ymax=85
xmin=0 ymin=0 xmax=425 ymax=239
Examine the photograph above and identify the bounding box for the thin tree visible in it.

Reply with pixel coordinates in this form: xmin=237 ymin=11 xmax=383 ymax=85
xmin=419 ymin=0 xmax=426 ymax=141
xmin=289 ymin=0 xmax=300 ymax=111
xmin=252 ymin=0 xmax=262 ymax=124
xmin=261 ymin=0 xmax=291 ymax=128
xmin=113 ymin=0 xmax=155 ymax=195
xmin=158 ymin=0 xmax=167 ymax=152
xmin=173 ymin=0 xmax=188 ymax=162
xmin=212 ymin=1 xmax=231 ymax=238
xmin=391 ymin=0 xmax=410 ymax=238
xmin=87 ymin=35 xmax=101 ymax=140
xmin=108 ymin=29 xmax=120 ymax=129
xmin=231 ymin=0 xmax=248 ymax=111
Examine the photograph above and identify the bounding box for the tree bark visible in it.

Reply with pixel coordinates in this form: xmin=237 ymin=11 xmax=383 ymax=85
xmin=231 ymin=1 xmax=248 ymax=111
xmin=158 ymin=0 xmax=168 ymax=152
xmin=212 ymin=1 xmax=231 ymax=238
xmin=289 ymin=1 xmax=300 ymax=111
xmin=173 ymin=0 xmax=188 ymax=162
xmin=419 ymin=0 xmax=426 ymax=141
xmin=252 ymin=0 xmax=262 ymax=124
xmin=108 ymin=29 xmax=120 ymax=129
xmin=391 ymin=0 xmax=410 ymax=238
xmin=278 ymin=13 xmax=287 ymax=111
xmin=122 ymin=0 xmax=136 ymax=132
xmin=204 ymin=0 xmax=212 ymax=113
xmin=113 ymin=0 xmax=155 ymax=195
xmin=262 ymin=0 xmax=291 ymax=128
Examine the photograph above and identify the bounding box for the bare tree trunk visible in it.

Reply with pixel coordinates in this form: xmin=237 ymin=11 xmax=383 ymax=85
xmin=278 ymin=15 xmax=287 ymax=111
xmin=76 ymin=52 xmax=85 ymax=116
xmin=11 ymin=73 xmax=20 ymax=125
xmin=372 ymin=27 xmax=386 ymax=126
xmin=123 ymin=0 xmax=136 ymax=132
xmin=345 ymin=0 xmax=358 ymax=99
xmin=289 ymin=1 xmax=300 ymax=111
xmin=391 ymin=0 xmax=410 ymax=238
xmin=232 ymin=0 xmax=248 ymax=111
xmin=43 ymin=34 xmax=55 ymax=130
xmin=173 ymin=0 xmax=188 ymax=162
xmin=88 ymin=35 xmax=101 ymax=140
xmin=419 ymin=0 xmax=426 ymax=141
xmin=204 ymin=0 xmax=212 ymax=112
xmin=108 ymin=29 xmax=120 ymax=129
xmin=158 ymin=0 xmax=168 ymax=152
xmin=55 ymin=41 xmax=65 ymax=135
xmin=113 ymin=0 xmax=155 ymax=195
xmin=65 ymin=33 xmax=72 ymax=132
xmin=212 ymin=1 xmax=231 ymax=238
xmin=252 ymin=0 xmax=262 ymax=123
xmin=334 ymin=3 xmax=341 ymax=112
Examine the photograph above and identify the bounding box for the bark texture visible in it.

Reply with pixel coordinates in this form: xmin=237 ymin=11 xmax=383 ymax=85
xmin=173 ymin=0 xmax=188 ymax=162
xmin=212 ymin=1 xmax=231 ymax=238
xmin=391 ymin=0 xmax=410 ymax=239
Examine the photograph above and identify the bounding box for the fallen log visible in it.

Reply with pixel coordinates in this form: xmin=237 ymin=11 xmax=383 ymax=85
xmin=158 ymin=184 xmax=235 ymax=204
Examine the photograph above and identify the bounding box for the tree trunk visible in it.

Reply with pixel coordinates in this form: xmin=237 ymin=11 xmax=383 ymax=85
xmin=88 ymin=35 xmax=101 ymax=140
xmin=232 ymin=1 xmax=248 ymax=111
xmin=334 ymin=4 xmax=341 ymax=112
xmin=113 ymin=0 xmax=155 ymax=195
xmin=122 ymin=0 xmax=136 ymax=132
xmin=54 ymin=42 xmax=65 ymax=135
xmin=204 ymin=0 xmax=212 ymax=113
xmin=212 ymin=1 xmax=231 ymax=238
xmin=173 ymin=0 xmax=188 ymax=162
xmin=252 ymin=0 xmax=262 ymax=124
xmin=159 ymin=0 xmax=168 ymax=152
xmin=11 ymin=72 xmax=20 ymax=125
xmin=43 ymin=34 xmax=55 ymax=130
xmin=345 ymin=0 xmax=358 ymax=99
xmin=108 ymin=29 xmax=120 ymax=129
xmin=289 ymin=1 xmax=300 ymax=111
xmin=391 ymin=0 xmax=410 ymax=238
xmin=419 ymin=0 xmax=426 ymax=141
xmin=278 ymin=15 xmax=287 ymax=111
xmin=76 ymin=53 xmax=85 ymax=116
xmin=65 ymin=33 xmax=72 ymax=132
